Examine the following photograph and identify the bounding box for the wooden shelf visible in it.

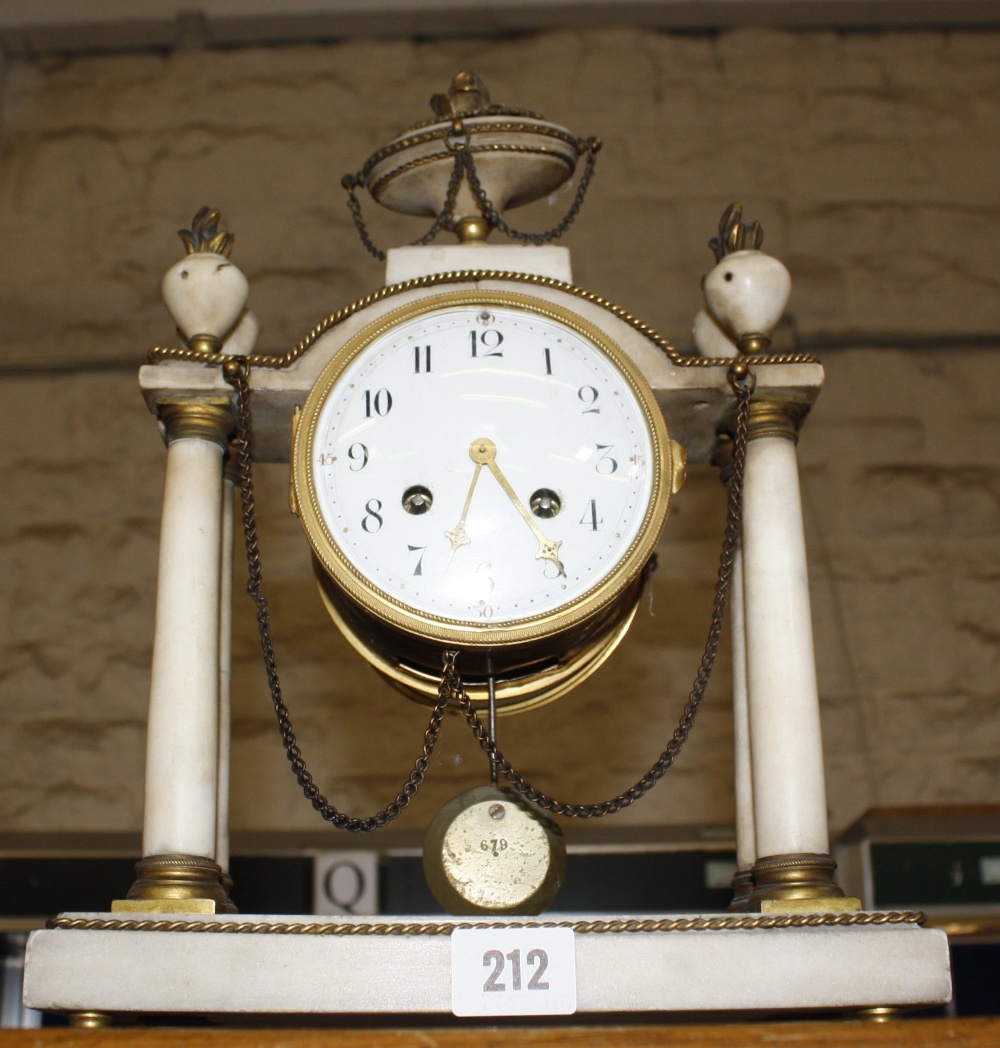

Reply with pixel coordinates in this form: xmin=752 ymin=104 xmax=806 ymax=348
xmin=1 ymin=1019 xmax=999 ymax=1048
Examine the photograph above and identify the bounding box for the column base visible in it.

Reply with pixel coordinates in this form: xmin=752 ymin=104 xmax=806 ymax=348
xmin=111 ymin=853 xmax=237 ymax=915
xmin=748 ymin=852 xmax=861 ymax=912
xmin=728 ymin=868 xmax=755 ymax=912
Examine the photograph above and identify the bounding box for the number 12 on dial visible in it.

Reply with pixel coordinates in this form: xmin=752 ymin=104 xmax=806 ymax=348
xmin=451 ymin=927 xmax=577 ymax=1017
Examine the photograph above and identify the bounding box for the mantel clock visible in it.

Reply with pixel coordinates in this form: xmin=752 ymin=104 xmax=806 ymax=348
xmin=20 ymin=70 xmax=952 ymax=1025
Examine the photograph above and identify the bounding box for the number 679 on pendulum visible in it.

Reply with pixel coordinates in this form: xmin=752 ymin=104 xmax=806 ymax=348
xmin=450 ymin=927 xmax=577 ymax=1017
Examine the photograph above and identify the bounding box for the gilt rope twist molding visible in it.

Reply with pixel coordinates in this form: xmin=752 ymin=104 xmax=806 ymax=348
xmin=48 ymin=911 xmax=926 ymax=936
xmin=147 ymin=269 xmax=819 ymax=371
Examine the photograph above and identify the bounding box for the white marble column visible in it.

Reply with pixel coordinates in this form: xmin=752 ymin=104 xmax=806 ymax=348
xmin=741 ymin=406 xmax=832 ymax=870
xmin=714 ymin=435 xmax=756 ymax=909
xmin=141 ymin=402 xmax=232 ymax=862
xmin=730 ymin=545 xmax=757 ymax=884
xmin=215 ymin=467 xmax=236 ymax=876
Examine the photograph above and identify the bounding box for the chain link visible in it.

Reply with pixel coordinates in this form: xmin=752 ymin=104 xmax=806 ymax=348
xmin=344 ymin=150 xmax=466 ymax=262
xmin=444 ymin=375 xmax=753 ymax=818
xmin=456 ymin=139 xmax=600 ymax=246
xmin=223 ymin=360 xmax=448 ymax=832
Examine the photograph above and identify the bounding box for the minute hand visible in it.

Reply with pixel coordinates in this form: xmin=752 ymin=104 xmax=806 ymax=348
xmin=483 ymin=456 xmax=566 ymax=577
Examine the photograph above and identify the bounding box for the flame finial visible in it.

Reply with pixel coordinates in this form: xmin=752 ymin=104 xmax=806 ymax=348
xmin=178 ymin=207 xmax=235 ymax=258
xmin=709 ymin=203 xmax=763 ymax=262
xmin=430 ymin=71 xmax=494 ymax=120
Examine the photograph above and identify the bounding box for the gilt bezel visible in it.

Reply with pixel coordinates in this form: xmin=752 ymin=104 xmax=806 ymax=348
xmin=291 ymin=289 xmax=672 ymax=650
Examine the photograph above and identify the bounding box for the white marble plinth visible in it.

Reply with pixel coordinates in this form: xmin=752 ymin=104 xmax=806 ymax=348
xmin=24 ymin=912 xmax=950 ymax=1019
xmin=385 ymin=245 xmax=572 ymax=284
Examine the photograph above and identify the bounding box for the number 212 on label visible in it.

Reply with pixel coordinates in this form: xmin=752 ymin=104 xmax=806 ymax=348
xmin=451 ymin=927 xmax=577 ymax=1017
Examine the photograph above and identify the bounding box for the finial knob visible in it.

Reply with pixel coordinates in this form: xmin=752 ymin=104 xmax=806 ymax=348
xmin=162 ymin=208 xmax=249 ymax=352
xmin=700 ymin=204 xmax=791 ymax=353
xmin=430 ymin=70 xmax=493 ymax=119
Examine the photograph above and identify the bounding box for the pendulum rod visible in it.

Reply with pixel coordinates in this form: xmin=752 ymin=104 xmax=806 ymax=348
xmin=487 ymin=676 xmax=499 ymax=787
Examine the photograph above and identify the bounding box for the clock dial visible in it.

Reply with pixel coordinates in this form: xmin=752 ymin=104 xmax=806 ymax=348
xmin=294 ymin=291 xmax=672 ymax=650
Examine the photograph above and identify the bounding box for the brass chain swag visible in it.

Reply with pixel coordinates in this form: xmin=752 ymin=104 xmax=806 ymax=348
xmin=221 ymin=357 xmax=754 ymax=829
xmin=224 ymin=358 xmax=449 ymax=832
xmin=342 ymin=146 xmax=465 ymax=262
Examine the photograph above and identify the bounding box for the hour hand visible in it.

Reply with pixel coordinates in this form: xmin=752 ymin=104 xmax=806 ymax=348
xmin=444 ymin=456 xmax=484 ymax=566
xmin=444 ymin=519 xmax=470 ymax=555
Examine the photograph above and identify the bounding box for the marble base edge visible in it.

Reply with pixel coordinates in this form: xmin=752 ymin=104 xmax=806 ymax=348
xmin=23 ymin=911 xmax=952 ymax=1017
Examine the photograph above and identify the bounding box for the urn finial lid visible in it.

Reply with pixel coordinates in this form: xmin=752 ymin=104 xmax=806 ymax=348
xmin=344 ymin=71 xmax=596 ymax=247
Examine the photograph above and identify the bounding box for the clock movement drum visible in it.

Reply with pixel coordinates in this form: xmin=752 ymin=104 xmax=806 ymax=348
xmin=290 ymin=290 xmax=685 ymax=713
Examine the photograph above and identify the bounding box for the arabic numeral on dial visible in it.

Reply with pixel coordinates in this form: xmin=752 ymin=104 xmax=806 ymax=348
xmin=318 ymin=452 xmax=336 ymax=466
xmin=413 ymin=345 xmax=432 ymax=373
xmin=408 ymin=544 xmax=427 ymax=576
xmin=476 ymin=561 xmax=495 ymax=595
xmin=543 ymin=559 xmax=562 ymax=580
xmin=580 ymin=499 xmax=602 ymax=531
xmin=578 ymin=385 xmax=600 ymax=413
xmin=361 ymin=499 xmax=383 ymax=533
xmin=595 ymin=443 xmax=618 ymax=474
xmin=482 ymin=949 xmax=550 ymax=993
xmin=347 ymin=443 xmax=369 ymax=471
xmin=470 ymin=329 xmax=503 ymax=357
xmin=363 ymin=388 xmax=392 ymax=417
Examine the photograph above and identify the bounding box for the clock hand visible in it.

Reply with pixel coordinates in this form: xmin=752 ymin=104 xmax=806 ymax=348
xmin=471 ymin=437 xmax=567 ymax=577
xmin=444 ymin=451 xmax=486 ymax=567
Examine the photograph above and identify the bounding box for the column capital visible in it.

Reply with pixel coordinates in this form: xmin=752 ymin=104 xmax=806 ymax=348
xmin=746 ymin=394 xmax=811 ymax=444
xmin=158 ymin=397 xmax=234 ymax=448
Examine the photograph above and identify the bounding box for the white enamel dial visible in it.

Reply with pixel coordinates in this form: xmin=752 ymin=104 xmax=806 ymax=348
xmin=295 ymin=291 xmax=672 ymax=645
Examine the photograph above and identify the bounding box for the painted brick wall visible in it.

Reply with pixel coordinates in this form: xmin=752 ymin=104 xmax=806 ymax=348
xmin=0 ymin=27 xmax=997 ymax=842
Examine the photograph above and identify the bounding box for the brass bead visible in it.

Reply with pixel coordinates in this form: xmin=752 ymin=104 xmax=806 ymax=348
xmin=186 ymin=333 xmax=223 ymax=356
xmin=454 ymin=215 xmax=492 ymax=243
